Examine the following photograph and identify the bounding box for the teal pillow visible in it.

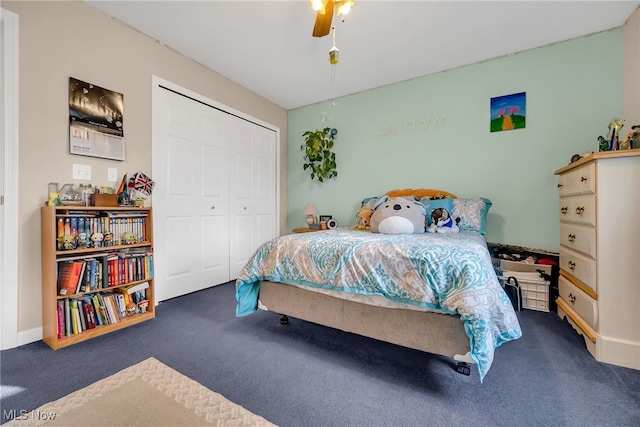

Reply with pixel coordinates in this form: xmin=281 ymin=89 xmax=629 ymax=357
xmin=420 ymin=197 xmax=454 ymax=226
xmin=452 ymin=198 xmax=492 ymax=234
xmin=361 ymin=196 xmax=381 ymax=211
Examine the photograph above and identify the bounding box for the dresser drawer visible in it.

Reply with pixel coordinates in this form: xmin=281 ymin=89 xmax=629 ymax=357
xmin=559 ymin=246 xmax=596 ymax=292
xmin=558 ymin=163 xmax=596 ymax=196
xmin=559 ymin=195 xmax=596 ymax=226
xmin=560 ymin=223 xmax=596 ymax=258
xmin=559 ymin=275 xmax=598 ymax=330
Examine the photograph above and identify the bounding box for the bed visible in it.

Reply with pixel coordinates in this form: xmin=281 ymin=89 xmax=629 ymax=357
xmin=235 ymin=190 xmax=522 ymax=382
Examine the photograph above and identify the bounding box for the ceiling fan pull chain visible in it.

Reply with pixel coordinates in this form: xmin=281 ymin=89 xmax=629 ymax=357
xmin=329 ymin=26 xmax=339 ymax=65
xmin=329 ymin=26 xmax=339 ymax=86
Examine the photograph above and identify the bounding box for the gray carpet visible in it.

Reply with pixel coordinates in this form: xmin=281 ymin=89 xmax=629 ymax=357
xmin=2 ymin=282 xmax=639 ymax=426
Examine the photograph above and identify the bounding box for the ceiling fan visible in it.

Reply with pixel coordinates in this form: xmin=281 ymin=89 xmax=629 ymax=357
xmin=310 ymin=0 xmax=356 ymax=38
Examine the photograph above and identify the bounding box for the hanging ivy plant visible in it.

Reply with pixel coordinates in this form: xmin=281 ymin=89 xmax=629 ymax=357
xmin=301 ymin=127 xmax=338 ymax=182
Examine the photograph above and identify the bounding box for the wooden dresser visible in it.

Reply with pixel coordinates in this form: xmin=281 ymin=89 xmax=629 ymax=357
xmin=554 ymin=148 xmax=640 ymax=370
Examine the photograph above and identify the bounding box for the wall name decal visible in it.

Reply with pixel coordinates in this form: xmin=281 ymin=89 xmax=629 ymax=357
xmin=376 ymin=115 xmax=448 ymax=138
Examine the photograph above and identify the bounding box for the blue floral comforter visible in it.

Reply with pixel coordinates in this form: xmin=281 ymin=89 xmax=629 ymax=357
xmin=235 ymin=229 xmax=521 ymax=382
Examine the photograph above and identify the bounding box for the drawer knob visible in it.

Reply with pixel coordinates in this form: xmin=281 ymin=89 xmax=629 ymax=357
xmin=567 ymin=233 xmax=576 ymax=242
xmin=557 ymin=183 xmax=563 ymax=188
xmin=575 ymin=206 xmax=584 ymax=215
xmin=581 ymin=176 xmax=588 ymax=182
xmin=568 ymin=261 xmax=576 ymax=270
xmin=568 ymin=293 xmax=576 ymax=304
xmin=560 ymin=207 xmax=568 ymax=214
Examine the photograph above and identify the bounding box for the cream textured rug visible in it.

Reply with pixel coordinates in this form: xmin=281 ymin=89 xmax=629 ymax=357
xmin=6 ymin=357 xmax=275 ymax=426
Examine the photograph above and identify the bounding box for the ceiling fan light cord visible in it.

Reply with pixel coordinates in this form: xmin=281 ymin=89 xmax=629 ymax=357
xmin=331 ymin=63 xmax=337 ymax=86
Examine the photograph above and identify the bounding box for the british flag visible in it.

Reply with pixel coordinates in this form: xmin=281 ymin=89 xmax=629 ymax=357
xmin=133 ymin=172 xmax=155 ymax=196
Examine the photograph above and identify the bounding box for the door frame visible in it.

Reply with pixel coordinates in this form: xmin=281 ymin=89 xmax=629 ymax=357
xmin=1 ymin=7 xmax=20 ymax=350
xmin=151 ymin=76 xmax=280 ymax=301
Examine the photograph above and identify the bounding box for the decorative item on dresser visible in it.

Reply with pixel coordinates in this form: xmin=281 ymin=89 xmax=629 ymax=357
xmin=555 ymin=148 xmax=640 ymax=370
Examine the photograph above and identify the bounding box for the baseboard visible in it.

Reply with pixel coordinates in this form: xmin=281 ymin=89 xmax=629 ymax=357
xmin=598 ymin=335 xmax=640 ymax=371
xmin=17 ymin=327 xmax=42 ymax=348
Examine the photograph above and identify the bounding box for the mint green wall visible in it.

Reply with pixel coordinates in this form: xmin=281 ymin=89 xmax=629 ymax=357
xmin=287 ymin=30 xmax=623 ymax=251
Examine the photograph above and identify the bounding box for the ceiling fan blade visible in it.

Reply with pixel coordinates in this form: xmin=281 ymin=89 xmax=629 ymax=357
xmin=312 ymin=0 xmax=334 ymax=38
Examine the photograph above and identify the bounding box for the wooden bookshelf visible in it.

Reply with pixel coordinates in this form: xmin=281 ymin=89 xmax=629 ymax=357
xmin=41 ymin=206 xmax=155 ymax=350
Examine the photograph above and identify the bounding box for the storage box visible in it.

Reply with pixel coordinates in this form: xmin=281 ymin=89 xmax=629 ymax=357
xmin=495 ymin=259 xmax=553 ymax=276
xmin=499 ymin=270 xmax=550 ymax=312
xmin=90 ymin=193 xmax=118 ymax=207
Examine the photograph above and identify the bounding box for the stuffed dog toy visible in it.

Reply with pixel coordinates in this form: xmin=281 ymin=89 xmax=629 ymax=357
xmin=354 ymin=206 xmax=374 ymax=231
xmin=370 ymin=196 xmax=426 ymax=234
xmin=427 ymin=207 xmax=460 ymax=233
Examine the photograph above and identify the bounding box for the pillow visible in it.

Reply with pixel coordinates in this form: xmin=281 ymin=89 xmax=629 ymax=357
xmin=420 ymin=197 xmax=454 ymax=226
xmin=452 ymin=198 xmax=492 ymax=234
xmin=386 ymin=188 xmax=457 ymax=199
xmin=370 ymin=196 xmax=426 ymax=234
xmin=361 ymin=196 xmax=381 ymax=209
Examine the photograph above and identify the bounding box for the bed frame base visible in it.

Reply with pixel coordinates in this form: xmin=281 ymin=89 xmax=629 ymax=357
xmin=258 ymin=281 xmax=474 ymax=374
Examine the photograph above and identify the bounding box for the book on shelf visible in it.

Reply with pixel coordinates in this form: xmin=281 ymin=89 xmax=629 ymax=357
xmin=102 ymin=294 xmax=119 ymax=324
xmin=113 ymin=293 xmax=126 ymax=318
xmin=124 ymin=281 xmax=150 ymax=294
xmin=105 ymin=211 xmax=148 ymax=218
xmin=79 ymin=257 xmax=100 ymax=292
xmin=69 ymin=299 xmax=79 ymax=334
xmin=78 ymin=261 xmax=90 ymax=293
xmin=88 ymin=258 xmax=98 ymax=291
xmin=57 ymin=261 xmax=85 ymax=296
xmin=64 ymin=298 xmax=71 ymax=337
xmin=91 ymin=293 xmax=108 ymax=326
xmin=76 ymin=299 xmax=87 ymax=331
xmin=57 ymin=300 xmax=65 ymax=339
xmin=80 ymin=297 xmax=97 ymax=329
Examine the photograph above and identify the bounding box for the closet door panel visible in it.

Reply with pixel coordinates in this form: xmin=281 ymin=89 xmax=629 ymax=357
xmin=153 ymin=80 xmax=278 ymax=299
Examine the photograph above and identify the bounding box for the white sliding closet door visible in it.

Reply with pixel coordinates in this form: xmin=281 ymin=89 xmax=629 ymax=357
xmin=152 ymin=78 xmax=278 ymax=302
xmin=228 ymin=120 xmax=277 ymax=278
xmin=153 ymin=87 xmax=230 ymax=301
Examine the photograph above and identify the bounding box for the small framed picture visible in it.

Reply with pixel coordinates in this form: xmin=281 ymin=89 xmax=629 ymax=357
xmin=319 ymin=215 xmax=332 ymax=223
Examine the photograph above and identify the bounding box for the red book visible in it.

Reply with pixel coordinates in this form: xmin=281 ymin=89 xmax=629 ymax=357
xmin=57 ymin=262 xmax=84 ymax=296
xmin=57 ymin=300 xmax=65 ymax=339
xmin=83 ymin=301 xmax=96 ymax=329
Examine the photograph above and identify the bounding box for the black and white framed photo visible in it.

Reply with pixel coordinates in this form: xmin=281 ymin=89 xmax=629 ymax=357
xmin=319 ymin=215 xmax=332 ymax=223
xmin=69 ymin=77 xmax=125 ymax=160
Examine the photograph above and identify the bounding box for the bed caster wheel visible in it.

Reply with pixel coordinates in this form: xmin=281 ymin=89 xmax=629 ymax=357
xmin=456 ymin=362 xmax=471 ymax=376
xmin=279 ymin=315 xmax=289 ymax=325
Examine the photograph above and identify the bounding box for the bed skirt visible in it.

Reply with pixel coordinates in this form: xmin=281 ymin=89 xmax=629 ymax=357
xmin=258 ymin=280 xmax=471 ymax=359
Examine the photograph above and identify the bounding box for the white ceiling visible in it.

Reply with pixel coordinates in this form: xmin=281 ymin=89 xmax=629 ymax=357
xmin=86 ymin=0 xmax=640 ymax=110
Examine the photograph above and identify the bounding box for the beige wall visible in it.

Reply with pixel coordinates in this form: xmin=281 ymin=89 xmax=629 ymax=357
xmin=4 ymin=1 xmax=287 ymax=334
xmin=624 ymin=6 xmax=640 ymax=125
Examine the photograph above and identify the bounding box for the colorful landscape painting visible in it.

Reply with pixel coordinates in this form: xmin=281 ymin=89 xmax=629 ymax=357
xmin=490 ymin=92 xmax=526 ymax=132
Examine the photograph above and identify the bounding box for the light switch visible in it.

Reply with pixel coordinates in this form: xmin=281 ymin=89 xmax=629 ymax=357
xmin=108 ymin=168 xmax=118 ymax=182
xmin=72 ymin=164 xmax=92 ymax=180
